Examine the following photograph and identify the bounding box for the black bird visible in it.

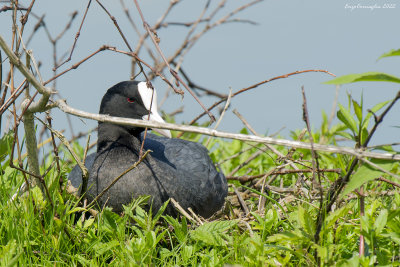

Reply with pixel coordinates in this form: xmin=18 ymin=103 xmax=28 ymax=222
xmin=68 ymin=81 xmax=227 ymax=218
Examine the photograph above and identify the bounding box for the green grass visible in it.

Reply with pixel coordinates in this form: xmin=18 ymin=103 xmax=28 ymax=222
xmin=1 ymin=99 xmax=400 ymax=266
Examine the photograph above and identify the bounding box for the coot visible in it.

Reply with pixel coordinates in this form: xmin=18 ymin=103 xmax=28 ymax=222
xmin=68 ymin=81 xmax=227 ymax=218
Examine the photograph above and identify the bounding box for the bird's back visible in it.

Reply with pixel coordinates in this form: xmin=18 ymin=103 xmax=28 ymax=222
xmin=142 ymin=134 xmax=227 ymax=217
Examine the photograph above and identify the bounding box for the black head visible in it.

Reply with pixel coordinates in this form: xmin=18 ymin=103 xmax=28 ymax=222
xmin=99 ymin=81 xmax=171 ymax=137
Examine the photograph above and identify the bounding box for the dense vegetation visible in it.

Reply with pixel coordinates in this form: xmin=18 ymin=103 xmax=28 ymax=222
xmin=0 ymin=85 xmax=399 ymax=265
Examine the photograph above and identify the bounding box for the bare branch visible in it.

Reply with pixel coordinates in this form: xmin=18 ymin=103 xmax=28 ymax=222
xmin=55 ymin=0 xmax=92 ymax=69
xmin=377 ymin=177 xmax=400 ymax=188
xmin=0 ymin=35 xmax=52 ymax=97
xmin=55 ymin=99 xmax=400 ymax=161
xmin=227 ymin=168 xmax=341 ymax=183
xmin=188 ymin=69 xmax=336 ymax=126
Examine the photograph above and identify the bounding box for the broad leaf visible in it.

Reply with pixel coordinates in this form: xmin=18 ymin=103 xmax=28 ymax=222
xmin=325 ymin=72 xmax=400 ymax=85
xmin=268 ymin=231 xmax=303 ymax=243
xmin=323 ymin=202 xmax=354 ymax=233
xmin=190 ymin=220 xmax=236 ymax=246
xmin=360 ymin=128 xmax=368 ymax=145
xmin=382 ymin=232 xmax=400 ymax=245
xmin=93 ymin=240 xmax=120 ymax=257
xmin=378 ymin=49 xmax=400 ymax=60
xmin=374 ymin=209 xmax=388 ymax=235
xmin=84 ymin=218 xmax=95 ymax=229
xmin=297 ymin=206 xmax=315 ymax=237
xmin=341 ymin=159 xmax=395 ymax=197
xmin=102 ymin=209 xmax=120 ymax=231
xmin=337 ymin=104 xmax=358 ymax=134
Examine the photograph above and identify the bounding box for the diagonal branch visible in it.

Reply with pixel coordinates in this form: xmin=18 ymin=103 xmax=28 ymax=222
xmin=187 ymin=69 xmax=336 ymax=127
xmin=0 ymin=35 xmax=52 ymax=98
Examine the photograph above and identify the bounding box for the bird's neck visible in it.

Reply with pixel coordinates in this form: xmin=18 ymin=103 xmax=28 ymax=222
xmin=97 ymin=123 xmax=142 ymax=152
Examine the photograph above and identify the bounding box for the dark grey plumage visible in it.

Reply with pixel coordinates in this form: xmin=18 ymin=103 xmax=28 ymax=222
xmin=68 ymin=81 xmax=227 ymax=218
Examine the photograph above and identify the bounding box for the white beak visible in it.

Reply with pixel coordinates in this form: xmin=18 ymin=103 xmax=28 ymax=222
xmin=142 ymin=112 xmax=172 ymax=138
xmin=138 ymin=82 xmax=172 ymax=138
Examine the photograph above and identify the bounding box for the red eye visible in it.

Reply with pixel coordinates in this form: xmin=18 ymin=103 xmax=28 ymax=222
xmin=127 ymin=97 xmax=135 ymax=103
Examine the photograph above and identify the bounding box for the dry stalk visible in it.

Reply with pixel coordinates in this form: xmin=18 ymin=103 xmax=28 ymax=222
xmin=233 ymin=185 xmax=250 ymax=216
xmin=188 ymin=207 xmax=204 ymax=225
xmin=170 ymin=198 xmax=197 ymax=224
xmin=205 ymin=89 xmax=232 ymax=147
xmin=301 ymin=86 xmax=323 ymax=215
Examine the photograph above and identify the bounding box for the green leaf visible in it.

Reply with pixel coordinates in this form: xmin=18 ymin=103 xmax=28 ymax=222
xmin=341 ymin=159 xmax=395 ymax=197
xmin=67 ymin=207 xmax=87 ymax=215
xmin=190 ymin=220 xmax=236 ymax=246
xmin=374 ymin=209 xmax=388 ymax=235
xmin=336 ymin=253 xmax=360 ymax=267
xmin=352 ymin=100 xmax=362 ymax=122
xmin=181 ymin=245 xmax=194 ymax=262
xmin=297 ymin=206 xmax=315 ymax=237
xmin=102 ymin=210 xmax=120 ymax=231
xmin=83 ymin=218 xmax=95 ymax=229
xmin=323 ymin=202 xmax=354 ymax=232
xmin=264 ymin=243 xmax=306 ymax=260
xmin=0 ymin=131 xmax=13 ymax=163
xmin=31 ymin=186 xmax=45 ymax=210
xmin=336 ymin=131 xmax=354 ymax=141
xmin=362 ymin=100 xmax=390 ymax=130
xmin=145 ymin=230 xmax=157 ymax=248
xmin=123 ymin=195 xmax=151 ymax=219
xmin=378 ymin=48 xmax=400 ymax=61
xmin=132 ymin=206 xmax=147 ymax=229
xmin=0 ymin=239 xmax=20 ymax=266
xmin=387 ymin=207 xmax=400 ymax=221
xmin=152 ymin=199 xmax=169 ymax=226
xmin=242 ymin=185 xmax=293 ymax=228
xmin=268 ymin=231 xmax=302 ymax=243
xmin=5 ymin=251 xmax=22 ymax=267
xmin=382 ymin=232 xmax=400 ymax=245
xmin=360 ymin=128 xmax=368 ymax=145
xmin=163 ymin=215 xmax=188 ymax=243
xmin=337 ymin=104 xmax=358 ymax=134
xmin=93 ymin=240 xmax=120 ymax=257
xmin=324 ymin=72 xmax=400 ymax=85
